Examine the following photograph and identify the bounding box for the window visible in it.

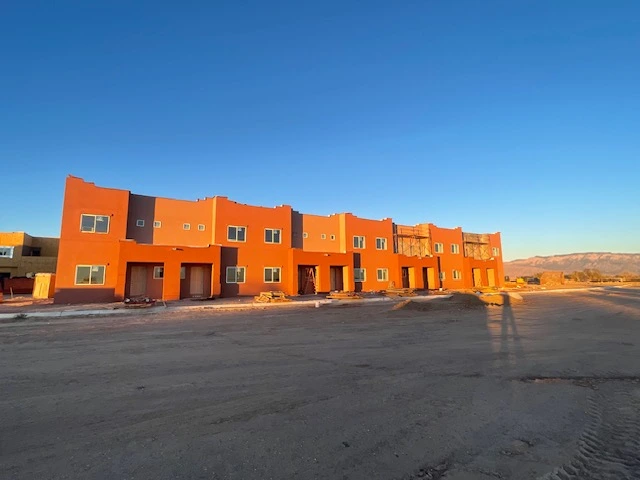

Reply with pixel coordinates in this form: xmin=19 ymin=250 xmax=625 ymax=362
xmin=376 ymin=238 xmax=387 ymax=250
xmin=153 ymin=220 xmax=161 ymax=228
xmin=80 ymin=214 xmax=110 ymax=233
xmin=492 ymin=247 xmax=500 ymax=256
xmin=153 ymin=266 xmax=164 ymax=279
xmin=330 ymin=234 xmax=336 ymax=241
xmin=0 ymin=246 xmax=15 ymax=258
xmin=264 ymin=267 xmax=281 ymax=283
xmin=353 ymin=236 xmax=365 ymax=249
xmin=264 ymin=228 xmax=281 ymax=244
xmin=434 ymin=242 xmax=444 ymax=254
xmin=439 ymin=271 xmax=446 ymax=281
xmin=377 ymin=268 xmax=389 ymax=282
xmin=228 ymin=226 xmax=246 ymax=242
xmin=198 ymin=224 xmax=206 ymax=231
xmin=136 ymin=219 xmax=145 ymax=227
xmin=321 ymin=233 xmax=327 ymax=240
xmin=183 ymin=223 xmax=191 ymax=230
xmin=226 ymin=266 xmax=246 ymax=283
xmin=74 ymin=265 xmax=105 ymax=285
xmin=31 ymin=247 xmax=41 ymax=257
xmin=180 ymin=266 xmax=186 ymax=280
xmin=354 ymin=268 xmax=366 ymax=282
xmin=303 ymin=232 xmax=308 ymax=239
xmin=453 ymin=270 xmax=462 ymax=280
xmin=451 ymin=243 xmax=460 ymax=254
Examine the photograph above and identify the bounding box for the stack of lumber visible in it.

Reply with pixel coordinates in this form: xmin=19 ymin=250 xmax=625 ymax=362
xmin=384 ymin=287 xmax=417 ymax=297
xmin=254 ymin=291 xmax=291 ymax=303
xmin=326 ymin=291 xmax=362 ymax=300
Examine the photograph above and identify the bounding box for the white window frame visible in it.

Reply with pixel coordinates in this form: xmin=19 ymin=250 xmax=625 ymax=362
xmin=180 ymin=266 xmax=186 ymax=280
xmin=376 ymin=268 xmax=389 ymax=282
xmin=136 ymin=219 xmax=145 ymax=227
xmin=354 ymin=268 xmax=366 ymax=282
xmin=264 ymin=267 xmax=281 ymax=283
xmin=451 ymin=243 xmax=460 ymax=254
xmin=264 ymin=228 xmax=282 ymax=244
xmin=74 ymin=265 xmax=106 ymax=285
xmin=353 ymin=236 xmax=365 ymax=249
xmin=153 ymin=220 xmax=161 ymax=228
xmin=183 ymin=223 xmax=191 ymax=231
xmin=153 ymin=266 xmax=164 ymax=279
xmin=303 ymin=232 xmax=308 ymax=239
xmin=226 ymin=266 xmax=246 ymax=283
xmin=198 ymin=224 xmax=206 ymax=231
xmin=227 ymin=225 xmax=246 ymax=242
xmin=453 ymin=270 xmax=462 ymax=280
xmin=0 ymin=246 xmax=14 ymax=258
xmin=321 ymin=233 xmax=326 ymax=240
xmin=434 ymin=242 xmax=444 ymax=254
xmin=376 ymin=237 xmax=387 ymax=250
xmin=80 ymin=214 xmax=110 ymax=234
xmin=330 ymin=234 xmax=336 ymax=241
xmin=492 ymin=247 xmax=500 ymax=256
xmin=439 ymin=271 xmax=446 ymax=280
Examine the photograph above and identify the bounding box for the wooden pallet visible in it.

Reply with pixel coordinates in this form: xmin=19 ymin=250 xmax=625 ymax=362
xmin=385 ymin=288 xmax=417 ymax=297
xmin=326 ymin=291 xmax=362 ymax=300
xmin=254 ymin=291 xmax=291 ymax=303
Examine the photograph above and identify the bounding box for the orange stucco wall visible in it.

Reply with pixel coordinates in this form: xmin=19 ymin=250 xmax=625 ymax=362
xmin=54 ymin=176 xmax=504 ymax=303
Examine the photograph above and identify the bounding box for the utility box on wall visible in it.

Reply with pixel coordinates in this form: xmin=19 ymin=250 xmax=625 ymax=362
xmin=33 ymin=273 xmax=56 ymax=299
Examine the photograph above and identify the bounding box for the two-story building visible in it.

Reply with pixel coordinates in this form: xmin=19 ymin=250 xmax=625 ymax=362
xmin=54 ymin=176 xmax=505 ymax=303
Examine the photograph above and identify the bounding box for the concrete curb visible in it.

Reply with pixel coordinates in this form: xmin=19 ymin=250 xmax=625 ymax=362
xmin=0 ymin=295 xmax=454 ymax=321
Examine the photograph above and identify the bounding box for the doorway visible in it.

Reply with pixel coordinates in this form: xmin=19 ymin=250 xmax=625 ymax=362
xmin=401 ymin=267 xmax=410 ymax=288
xmin=487 ymin=268 xmax=496 ymax=287
xmin=472 ymin=268 xmax=483 ymax=287
xmin=190 ymin=266 xmax=205 ymax=296
xmin=330 ymin=266 xmax=344 ymax=291
xmin=130 ymin=265 xmax=147 ymax=296
xmin=422 ymin=267 xmax=435 ymax=290
xmin=298 ymin=265 xmax=317 ymax=295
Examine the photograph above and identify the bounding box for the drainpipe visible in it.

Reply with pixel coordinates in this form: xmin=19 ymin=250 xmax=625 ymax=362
xmin=437 ymin=256 xmax=443 ymax=290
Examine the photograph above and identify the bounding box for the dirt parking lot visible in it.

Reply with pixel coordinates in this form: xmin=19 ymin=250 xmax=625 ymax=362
xmin=1 ymin=288 xmax=640 ymax=479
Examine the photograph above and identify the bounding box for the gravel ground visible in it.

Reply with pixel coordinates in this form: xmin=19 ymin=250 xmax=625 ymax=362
xmin=1 ymin=288 xmax=639 ymax=479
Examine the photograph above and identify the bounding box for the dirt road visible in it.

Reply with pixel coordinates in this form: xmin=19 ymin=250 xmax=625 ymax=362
xmin=2 ymin=288 xmax=639 ymax=479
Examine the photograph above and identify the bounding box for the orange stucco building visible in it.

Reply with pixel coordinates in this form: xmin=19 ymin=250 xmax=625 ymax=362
xmin=54 ymin=176 xmax=504 ymax=303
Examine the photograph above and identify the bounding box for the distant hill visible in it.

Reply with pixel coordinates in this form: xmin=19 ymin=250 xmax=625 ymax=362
xmin=504 ymin=252 xmax=640 ymax=277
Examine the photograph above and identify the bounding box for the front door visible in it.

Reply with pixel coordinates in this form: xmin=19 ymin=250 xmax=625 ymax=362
xmin=473 ymin=268 xmax=482 ymax=287
xmin=402 ymin=267 xmax=410 ymax=288
xmin=487 ymin=268 xmax=496 ymax=287
xmin=130 ymin=266 xmax=147 ymax=296
xmin=423 ymin=267 xmax=435 ymax=289
xmin=330 ymin=266 xmax=344 ymax=291
xmin=190 ymin=266 xmax=205 ymax=296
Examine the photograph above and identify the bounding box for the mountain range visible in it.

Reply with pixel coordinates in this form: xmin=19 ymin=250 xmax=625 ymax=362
xmin=504 ymin=252 xmax=640 ymax=277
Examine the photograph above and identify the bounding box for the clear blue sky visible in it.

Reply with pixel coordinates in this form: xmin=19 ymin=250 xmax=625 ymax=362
xmin=2 ymin=1 xmax=639 ymax=261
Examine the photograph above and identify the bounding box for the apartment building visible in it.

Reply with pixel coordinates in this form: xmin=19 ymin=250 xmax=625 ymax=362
xmin=0 ymin=232 xmax=58 ymax=280
xmin=54 ymin=176 xmax=504 ymax=303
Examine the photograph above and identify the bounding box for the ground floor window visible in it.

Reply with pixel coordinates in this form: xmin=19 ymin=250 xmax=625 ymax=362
xmin=376 ymin=268 xmax=388 ymax=282
xmin=354 ymin=268 xmax=366 ymax=282
xmin=75 ymin=265 xmax=105 ymax=285
xmin=153 ymin=266 xmax=164 ymax=279
xmin=453 ymin=270 xmax=462 ymax=280
xmin=226 ymin=266 xmax=246 ymax=283
xmin=264 ymin=267 xmax=281 ymax=283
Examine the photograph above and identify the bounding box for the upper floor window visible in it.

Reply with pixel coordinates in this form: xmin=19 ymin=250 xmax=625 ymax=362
xmin=228 ymin=226 xmax=246 ymax=242
xmin=321 ymin=233 xmax=326 ymax=240
xmin=265 ymin=228 xmax=281 ymax=244
xmin=451 ymin=243 xmax=460 ymax=254
xmin=354 ymin=268 xmax=366 ymax=282
xmin=353 ymin=236 xmax=365 ymax=249
xmin=153 ymin=221 xmax=162 ymax=228
xmin=75 ymin=265 xmax=105 ymax=285
xmin=492 ymin=247 xmax=500 ymax=256
xmin=453 ymin=270 xmax=462 ymax=280
xmin=80 ymin=214 xmax=109 ymax=234
xmin=0 ymin=246 xmax=14 ymax=258
xmin=303 ymin=232 xmax=308 ymax=239
xmin=136 ymin=219 xmax=145 ymax=227
xmin=264 ymin=267 xmax=281 ymax=283
xmin=198 ymin=224 xmax=206 ymax=231
xmin=434 ymin=242 xmax=444 ymax=254
xmin=330 ymin=234 xmax=336 ymax=241
xmin=183 ymin=223 xmax=191 ymax=230
xmin=376 ymin=238 xmax=387 ymax=250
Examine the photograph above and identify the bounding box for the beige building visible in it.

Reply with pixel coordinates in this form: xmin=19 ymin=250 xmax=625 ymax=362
xmin=0 ymin=232 xmax=59 ymax=280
